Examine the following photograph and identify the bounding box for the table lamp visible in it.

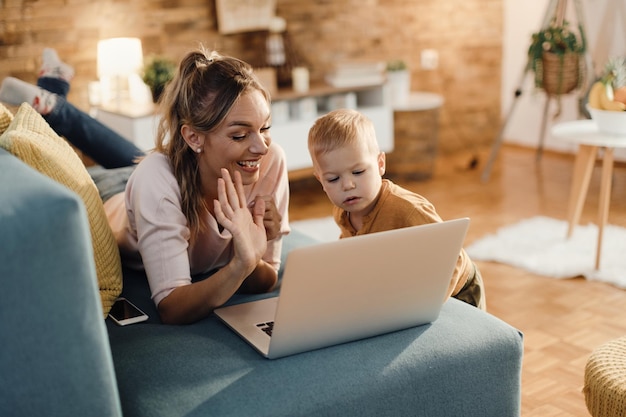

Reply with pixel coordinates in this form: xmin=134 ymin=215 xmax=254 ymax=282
xmin=97 ymin=37 xmax=144 ymax=110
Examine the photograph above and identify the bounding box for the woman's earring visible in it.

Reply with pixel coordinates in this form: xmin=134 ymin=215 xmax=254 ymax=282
xmin=196 ymin=148 xmax=202 ymax=153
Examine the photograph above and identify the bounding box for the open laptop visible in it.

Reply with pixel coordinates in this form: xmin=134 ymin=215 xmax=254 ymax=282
xmin=214 ymin=217 xmax=470 ymax=359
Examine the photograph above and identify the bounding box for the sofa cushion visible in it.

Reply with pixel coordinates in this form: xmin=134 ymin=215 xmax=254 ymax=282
xmin=0 ymin=103 xmax=13 ymax=133
xmin=0 ymin=103 xmax=122 ymax=316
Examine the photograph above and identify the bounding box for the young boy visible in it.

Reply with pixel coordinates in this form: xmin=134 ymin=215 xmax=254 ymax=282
xmin=307 ymin=108 xmax=485 ymax=310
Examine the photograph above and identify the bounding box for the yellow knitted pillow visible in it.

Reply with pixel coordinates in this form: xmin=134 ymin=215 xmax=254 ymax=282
xmin=0 ymin=103 xmax=122 ymax=317
xmin=0 ymin=103 xmax=14 ymax=134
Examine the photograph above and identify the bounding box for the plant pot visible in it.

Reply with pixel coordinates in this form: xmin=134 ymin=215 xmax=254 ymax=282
xmin=387 ymin=70 xmax=410 ymax=105
xmin=541 ymin=52 xmax=580 ymax=95
xmin=151 ymin=85 xmax=165 ymax=103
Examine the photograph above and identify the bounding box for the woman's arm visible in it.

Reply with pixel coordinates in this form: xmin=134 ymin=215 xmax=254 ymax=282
xmin=157 ymin=261 xmax=259 ymax=324
xmin=157 ymin=168 xmax=272 ymax=324
xmin=239 ymin=259 xmax=278 ymax=293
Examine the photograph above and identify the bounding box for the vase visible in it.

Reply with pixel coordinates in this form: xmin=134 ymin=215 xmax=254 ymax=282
xmin=387 ymin=70 xmax=410 ymax=105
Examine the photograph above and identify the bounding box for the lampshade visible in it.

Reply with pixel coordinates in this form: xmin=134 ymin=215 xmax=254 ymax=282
xmin=97 ymin=37 xmax=143 ymax=79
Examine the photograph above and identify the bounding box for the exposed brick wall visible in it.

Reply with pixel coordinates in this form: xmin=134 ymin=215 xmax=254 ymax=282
xmin=0 ymin=0 xmax=502 ymax=155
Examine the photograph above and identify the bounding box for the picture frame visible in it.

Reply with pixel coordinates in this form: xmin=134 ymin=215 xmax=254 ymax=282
xmin=216 ymin=0 xmax=276 ymax=34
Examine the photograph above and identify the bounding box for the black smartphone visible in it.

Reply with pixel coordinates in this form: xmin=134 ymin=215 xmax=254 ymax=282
xmin=108 ymin=297 xmax=148 ymax=326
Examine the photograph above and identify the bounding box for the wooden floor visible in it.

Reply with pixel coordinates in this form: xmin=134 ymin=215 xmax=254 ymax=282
xmin=288 ymin=144 xmax=626 ymax=417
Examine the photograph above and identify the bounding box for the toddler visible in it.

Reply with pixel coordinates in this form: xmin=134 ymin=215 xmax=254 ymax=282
xmin=307 ymin=108 xmax=485 ymax=309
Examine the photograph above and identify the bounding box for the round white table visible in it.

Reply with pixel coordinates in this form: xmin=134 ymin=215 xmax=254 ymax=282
xmin=389 ymin=92 xmax=444 ymax=180
xmin=392 ymin=92 xmax=444 ymax=112
xmin=551 ymin=120 xmax=626 ymax=270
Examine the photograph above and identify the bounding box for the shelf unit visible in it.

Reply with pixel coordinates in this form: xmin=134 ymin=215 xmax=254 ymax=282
xmin=269 ymin=82 xmax=393 ymax=173
xmin=92 ymin=82 xmax=393 ymax=175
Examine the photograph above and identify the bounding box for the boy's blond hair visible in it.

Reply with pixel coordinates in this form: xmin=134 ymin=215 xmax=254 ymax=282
xmin=308 ymin=109 xmax=380 ymax=160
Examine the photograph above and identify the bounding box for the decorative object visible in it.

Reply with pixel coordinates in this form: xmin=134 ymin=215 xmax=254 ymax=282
xmin=291 ymin=66 xmax=309 ymax=93
xmin=386 ymin=59 xmax=410 ymax=105
xmin=586 ymin=56 xmax=626 ymax=118
xmin=325 ymin=61 xmax=386 ymax=88
xmin=528 ymin=17 xmax=586 ymax=96
xmin=266 ymin=16 xmax=286 ymax=67
xmin=216 ymin=0 xmax=276 ymax=34
xmin=142 ymin=55 xmax=176 ymax=103
xmin=97 ymin=37 xmax=144 ymax=108
xmin=263 ymin=16 xmax=304 ymax=88
xmin=584 ymin=336 xmax=626 ymax=417
xmin=586 ymin=105 xmax=626 ymax=135
xmin=466 ymin=216 xmax=626 ymax=289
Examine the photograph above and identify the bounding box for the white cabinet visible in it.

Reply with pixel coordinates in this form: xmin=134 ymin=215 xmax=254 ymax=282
xmin=93 ymin=83 xmax=393 ymax=174
xmin=269 ymin=83 xmax=393 ymax=173
xmin=93 ymin=103 xmax=159 ymax=152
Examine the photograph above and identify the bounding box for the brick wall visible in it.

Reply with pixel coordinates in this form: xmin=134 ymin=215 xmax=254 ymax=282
xmin=0 ymin=0 xmax=502 ymax=155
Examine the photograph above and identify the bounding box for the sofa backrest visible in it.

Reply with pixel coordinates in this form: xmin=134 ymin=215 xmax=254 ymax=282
xmin=0 ymin=148 xmax=122 ymax=417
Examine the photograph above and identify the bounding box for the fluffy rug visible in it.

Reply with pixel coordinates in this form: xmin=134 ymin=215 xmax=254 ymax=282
xmin=291 ymin=215 xmax=626 ymax=289
xmin=290 ymin=216 xmax=340 ymax=243
xmin=466 ymin=216 xmax=626 ymax=289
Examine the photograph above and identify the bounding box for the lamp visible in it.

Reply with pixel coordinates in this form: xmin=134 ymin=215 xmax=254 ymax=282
xmin=97 ymin=37 xmax=144 ymax=109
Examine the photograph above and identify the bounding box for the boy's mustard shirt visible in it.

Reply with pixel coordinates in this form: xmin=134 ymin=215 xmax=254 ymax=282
xmin=333 ymin=179 xmax=472 ymax=299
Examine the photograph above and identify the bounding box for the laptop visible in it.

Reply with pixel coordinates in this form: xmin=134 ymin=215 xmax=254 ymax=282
xmin=214 ymin=217 xmax=470 ymax=359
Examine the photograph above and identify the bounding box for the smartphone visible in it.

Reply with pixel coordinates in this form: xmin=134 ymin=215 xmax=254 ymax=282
xmin=108 ymin=297 xmax=149 ymax=326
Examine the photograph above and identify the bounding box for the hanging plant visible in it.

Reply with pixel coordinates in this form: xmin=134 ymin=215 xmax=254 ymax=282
xmin=528 ymin=18 xmax=586 ymax=115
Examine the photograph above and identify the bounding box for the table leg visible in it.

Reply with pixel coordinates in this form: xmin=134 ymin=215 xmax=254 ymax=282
xmin=536 ymin=96 xmax=551 ymax=162
xmin=596 ymin=147 xmax=614 ymax=270
xmin=567 ymin=145 xmax=598 ymax=238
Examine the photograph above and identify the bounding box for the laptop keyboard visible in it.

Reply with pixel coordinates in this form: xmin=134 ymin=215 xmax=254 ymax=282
xmin=256 ymin=321 xmax=274 ymax=336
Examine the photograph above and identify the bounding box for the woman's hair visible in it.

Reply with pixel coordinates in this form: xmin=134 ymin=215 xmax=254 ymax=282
xmin=307 ymin=108 xmax=379 ymax=158
xmin=156 ymin=47 xmax=270 ymax=239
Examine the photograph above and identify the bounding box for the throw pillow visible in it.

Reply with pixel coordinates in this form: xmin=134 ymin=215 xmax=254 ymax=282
xmin=0 ymin=103 xmax=14 ymax=134
xmin=0 ymin=103 xmax=122 ymax=317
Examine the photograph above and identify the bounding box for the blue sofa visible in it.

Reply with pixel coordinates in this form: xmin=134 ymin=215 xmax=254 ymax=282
xmin=0 ymin=147 xmax=524 ymax=417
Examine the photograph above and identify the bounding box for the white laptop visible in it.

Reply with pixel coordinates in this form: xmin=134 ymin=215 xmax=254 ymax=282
xmin=214 ymin=217 xmax=470 ymax=359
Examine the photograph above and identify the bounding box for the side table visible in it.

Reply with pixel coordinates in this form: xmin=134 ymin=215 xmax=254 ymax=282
xmin=387 ymin=92 xmax=444 ymax=180
xmin=93 ymin=102 xmax=159 ymax=151
xmin=551 ymin=120 xmax=626 ymax=270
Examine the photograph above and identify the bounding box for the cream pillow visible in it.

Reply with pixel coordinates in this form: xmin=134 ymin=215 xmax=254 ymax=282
xmin=0 ymin=103 xmax=122 ymax=317
xmin=0 ymin=103 xmax=14 ymax=134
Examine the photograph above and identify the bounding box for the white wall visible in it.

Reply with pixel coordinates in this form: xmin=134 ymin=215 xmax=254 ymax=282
xmin=501 ymin=0 xmax=626 ymax=156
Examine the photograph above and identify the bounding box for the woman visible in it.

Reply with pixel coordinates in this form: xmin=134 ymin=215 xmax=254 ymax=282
xmin=104 ymin=48 xmax=290 ymax=324
xmin=1 ymin=47 xmax=289 ymax=324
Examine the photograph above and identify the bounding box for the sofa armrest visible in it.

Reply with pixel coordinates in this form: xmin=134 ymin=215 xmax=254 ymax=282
xmin=0 ymin=148 xmax=122 ymax=417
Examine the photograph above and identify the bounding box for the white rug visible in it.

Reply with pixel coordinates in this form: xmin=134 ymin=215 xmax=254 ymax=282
xmin=466 ymin=216 xmax=626 ymax=289
xmin=291 ymin=216 xmax=340 ymax=243
xmin=291 ymin=215 xmax=626 ymax=289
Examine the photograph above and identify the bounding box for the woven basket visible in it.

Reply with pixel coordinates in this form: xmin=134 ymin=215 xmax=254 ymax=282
xmin=583 ymin=336 xmax=626 ymax=417
xmin=540 ymin=52 xmax=580 ymax=95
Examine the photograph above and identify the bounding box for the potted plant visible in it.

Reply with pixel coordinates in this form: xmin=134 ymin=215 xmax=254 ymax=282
xmin=528 ymin=18 xmax=586 ymax=97
xmin=386 ymin=59 xmax=410 ymax=105
xmin=142 ymin=55 xmax=176 ymax=103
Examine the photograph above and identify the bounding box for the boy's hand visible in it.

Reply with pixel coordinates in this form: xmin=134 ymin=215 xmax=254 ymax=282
xmin=251 ymin=195 xmax=282 ymax=241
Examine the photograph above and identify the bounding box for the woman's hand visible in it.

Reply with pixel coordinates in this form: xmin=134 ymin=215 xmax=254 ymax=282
xmin=251 ymin=195 xmax=283 ymax=241
xmin=214 ymin=168 xmax=267 ymax=276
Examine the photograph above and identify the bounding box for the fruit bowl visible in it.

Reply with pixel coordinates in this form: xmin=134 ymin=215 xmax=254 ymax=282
xmin=587 ymin=104 xmax=626 ymax=135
